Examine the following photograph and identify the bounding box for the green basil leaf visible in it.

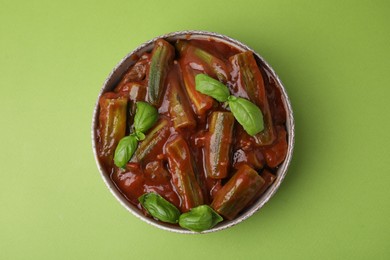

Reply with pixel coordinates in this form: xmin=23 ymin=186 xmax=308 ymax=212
xmin=134 ymin=101 xmax=158 ymax=133
xmin=179 ymin=205 xmax=223 ymax=232
xmin=227 ymin=96 xmax=264 ymax=136
xmin=134 ymin=131 xmax=145 ymax=141
xmin=138 ymin=193 xmax=181 ymax=224
xmin=195 ymin=74 xmax=230 ymax=102
xmin=113 ymin=135 xmax=138 ymax=168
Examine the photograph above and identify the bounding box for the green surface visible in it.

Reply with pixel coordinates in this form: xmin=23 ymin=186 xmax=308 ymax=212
xmin=1 ymin=0 xmax=389 ymax=259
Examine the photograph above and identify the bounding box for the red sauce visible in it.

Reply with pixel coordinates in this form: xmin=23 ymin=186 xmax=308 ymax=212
xmin=97 ymin=38 xmax=288 ymax=221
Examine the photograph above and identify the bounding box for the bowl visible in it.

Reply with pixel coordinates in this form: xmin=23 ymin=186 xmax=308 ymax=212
xmin=91 ymin=30 xmax=295 ymax=233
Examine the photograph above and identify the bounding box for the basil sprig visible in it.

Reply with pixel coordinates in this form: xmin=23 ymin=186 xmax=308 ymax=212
xmin=139 ymin=193 xmax=181 ymax=224
xmin=113 ymin=135 xmax=138 ymax=168
xmin=113 ymin=101 xmax=158 ymax=168
xmin=138 ymin=192 xmax=224 ymax=232
xmin=195 ymin=74 xmax=230 ymax=102
xmin=227 ymin=96 xmax=264 ymax=136
xmin=195 ymin=74 xmax=264 ymax=136
xmin=179 ymin=205 xmax=223 ymax=232
xmin=134 ymin=102 xmax=159 ymax=134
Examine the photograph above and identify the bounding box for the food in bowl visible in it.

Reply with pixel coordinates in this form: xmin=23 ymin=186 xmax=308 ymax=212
xmin=94 ymin=32 xmax=292 ymax=232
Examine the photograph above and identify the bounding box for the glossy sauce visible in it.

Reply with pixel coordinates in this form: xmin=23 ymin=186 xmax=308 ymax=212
xmin=97 ymin=38 xmax=288 ymax=220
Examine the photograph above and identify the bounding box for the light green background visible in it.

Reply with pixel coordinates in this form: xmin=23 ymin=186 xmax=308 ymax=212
xmin=1 ymin=0 xmax=389 ymax=259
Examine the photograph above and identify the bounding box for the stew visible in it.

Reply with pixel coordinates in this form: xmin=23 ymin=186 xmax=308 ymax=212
xmin=96 ymin=37 xmax=288 ymax=231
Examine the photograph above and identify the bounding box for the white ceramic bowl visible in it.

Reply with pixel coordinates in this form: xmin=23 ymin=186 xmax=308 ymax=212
xmin=92 ymin=30 xmax=295 ymax=234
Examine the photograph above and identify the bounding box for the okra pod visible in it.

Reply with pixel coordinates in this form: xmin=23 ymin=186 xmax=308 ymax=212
xmin=97 ymin=92 xmax=127 ymax=169
xmin=258 ymin=170 xmax=276 ymax=197
xmin=211 ymin=164 xmax=264 ymax=220
xmin=143 ymin=161 xmax=181 ymax=208
xmin=180 ymin=63 xmax=214 ymax=115
xmin=263 ymin=126 xmax=288 ymax=168
xmin=230 ymin=51 xmax=275 ymax=145
xmin=115 ymin=82 xmax=147 ymax=130
xmin=128 ymin=82 xmax=147 ymax=127
xmin=165 ymin=136 xmax=204 ymax=212
xmin=134 ymin=118 xmax=170 ymax=164
xmin=248 ymin=169 xmax=276 ymax=206
xmin=148 ymin=39 xmax=175 ymax=106
xmin=111 ymin=163 xmax=145 ymax=205
xmin=208 ymin=180 xmax=222 ymax=201
xmin=115 ymin=53 xmax=151 ymax=92
xmin=232 ymin=148 xmax=264 ymax=170
xmin=167 ymin=67 xmax=196 ymax=129
xmin=204 ymin=112 xmax=235 ymax=179
xmin=176 ymin=41 xmax=229 ymax=82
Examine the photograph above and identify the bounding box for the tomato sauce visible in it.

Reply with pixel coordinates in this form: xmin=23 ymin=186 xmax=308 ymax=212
xmin=96 ymin=38 xmax=288 ymax=221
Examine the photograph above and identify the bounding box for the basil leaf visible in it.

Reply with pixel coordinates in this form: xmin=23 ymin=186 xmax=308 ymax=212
xmin=134 ymin=131 xmax=145 ymax=141
xmin=195 ymin=74 xmax=230 ymax=102
xmin=179 ymin=205 xmax=223 ymax=232
xmin=113 ymin=135 xmax=138 ymax=168
xmin=227 ymin=96 xmax=264 ymax=136
xmin=134 ymin=101 xmax=158 ymax=133
xmin=138 ymin=193 xmax=181 ymax=224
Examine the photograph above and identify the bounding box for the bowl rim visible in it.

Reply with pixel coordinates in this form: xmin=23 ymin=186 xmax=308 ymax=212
xmin=91 ymin=30 xmax=295 ymax=234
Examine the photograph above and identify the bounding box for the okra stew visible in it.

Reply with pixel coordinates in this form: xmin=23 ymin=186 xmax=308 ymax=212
xmin=95 ymin=36 xmax=289 ymax=232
